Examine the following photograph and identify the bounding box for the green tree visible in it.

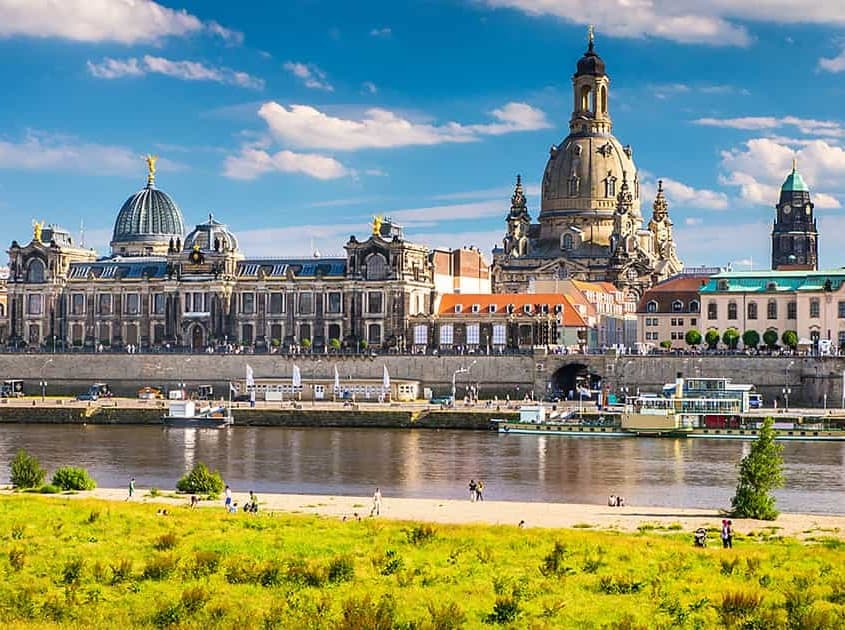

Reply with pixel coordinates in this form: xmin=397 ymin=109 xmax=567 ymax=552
xmin=704 ymin=329 xmax=720 ymax=350
xmin=781 ymin=330 xmax=798 ymax=350
xmin=685 ymin=329 xmax=702 ymax=347
xmin=659 ymin=340 xmax=672 ymax=350
xmin=722 ymin=327 xmax=740 ymax=349
xmin=52 ymin=466 xmax=97 ymax=491
xmin=763 ymin=329 xmax=779 ymax=350
xmin=730 ymin=417 xmax=785 ymax=520
xmin=176 ymin=462 xmax=224 ymax=497
xmin=301 ymin=338 xmax=312 ymax=350
xmin=9 ymin=449 xmax=46 ymax=489
xmin=329 ymin=338 xmax=341 ymax=351
xmin=742 ymin=329 xmax=760 ymax=350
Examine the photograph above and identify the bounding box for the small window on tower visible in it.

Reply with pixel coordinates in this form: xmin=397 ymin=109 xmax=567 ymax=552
xmin=568 ymin=177 xmax=580 ymax=197
xmin=605 ymin=176 xmax=617 ymax=198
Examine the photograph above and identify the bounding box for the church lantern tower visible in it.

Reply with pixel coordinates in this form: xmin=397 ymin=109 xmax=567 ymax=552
xmin=771 ymin=160 xmax=817 ymax=270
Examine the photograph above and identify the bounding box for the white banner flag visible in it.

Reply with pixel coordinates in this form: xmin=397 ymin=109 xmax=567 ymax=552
xmin=292 ymin=364 xmax=302 ymax=388
xmin=382 ymin=364 xmax=390 ymax=389
xmin=245 ymin=364 xmax=255 ymax=388
xmin=334 ymin=365 xmax=340 ymax=392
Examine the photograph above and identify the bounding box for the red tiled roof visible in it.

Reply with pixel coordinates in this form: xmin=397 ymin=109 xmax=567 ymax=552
xmin=437 ymin=293 xmax=587 ymax=327
xmin=637 ymin=275 xmax=710 ymax=313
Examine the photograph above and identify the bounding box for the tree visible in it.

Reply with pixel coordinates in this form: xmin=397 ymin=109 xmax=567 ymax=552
xmin=763 ymin=329 xmax=779 ymax=350
xmin=722 ymin=327 xmax=740 ymax=350
xmin=329 ymin=338 xmax=341 ymax=351
xmin=704 ymin=329 xmax=720 ymax=350
xmin=742 ymin=329 xmax=760 ymax=350
xmin=659 ymin=340 xmax=672 ymax=350
xmin=176 ymin=462 xmax=224 ymax=497
xmin=301 ymin=338 xmax=312 ymax=350
xmin=685 ymin=329 xmax=702 ymax=348
xmin=730 ymin=417 xmax=784 ymax=520
xmin=782 ymin=330 xmax=798 ymax=350
xmin=9 ymin=449 xmax=46 ymax=489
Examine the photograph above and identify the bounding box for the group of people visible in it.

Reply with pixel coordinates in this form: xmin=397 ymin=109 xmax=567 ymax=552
xmin=607 ymin=494 xmax=625 ymax=507
xmin=224 ymin=485 xmax=259 ymax=514
xmin=468 ymin=479 xmax=485 ymax=501
xmin=721 ymin=519 xmax=734 ymax=548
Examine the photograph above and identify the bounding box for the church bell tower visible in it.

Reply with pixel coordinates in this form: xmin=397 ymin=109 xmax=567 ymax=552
xmin=771 ymin=160 xmax=818 ymax=270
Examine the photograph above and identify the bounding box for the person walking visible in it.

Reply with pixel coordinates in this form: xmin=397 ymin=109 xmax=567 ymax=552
xmin=476 ymin=480 xmax=484 ymax=501
xmin=370 ymin=487 xmax=382 ymax=516
xmin=468 ymin=479 xmax=477 ymax=502
xmin=126 ymin=477 xmax=135 ymax=501
xmin=721 ymin=519 xmax=733 ymax=548
xmin=224 ymin=485 xmax=233 ymax=512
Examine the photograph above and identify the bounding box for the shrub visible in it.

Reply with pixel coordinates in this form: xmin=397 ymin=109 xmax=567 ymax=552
xmin=61 ymin=557 xmax=85 ymax=585
xmin=731 ymin=417 xmax=784 ymax=520
xmin=485 ymin=596 xmax=520 ymax=624
xmin=181 ymin=586 xmax=209 ymax=614
xmin=175 ymin=462 xmax=224 ymax=496
xmin=782 ymin=330 xmax=798 ymax=350
xmin=329 ymin=337 xmax=341 ymax=350
xmin=189 ymin=551 xmax=221 ymax=578
xmin=378 ymin=550 xmax=404 ymax=576
xmin=339 ymin=594 xmax=396 ymax=630
xmin=39 ymin=484 xmax=61 ymax=494
xmin=86 ymin=510 xmax=100 ymax=524
xmin=427 ymin=601 xmax=467 ymax=629
xmin=598 ymin=575 xmax=644 ymax=594
xmin=685 ymin=329 xmax=702 ymax=347
xmin=51 ymin=466 xmax=97 ymax=491
xmin=718 ymin=591 xmax=763 ymax=626
xmin=301 ymin=338 xmax=312 ymax=349
xmin=743 ymin=329 xmax=760 ymax=349
xmin=540 ymin=542 xmax=569 ymax=577
xmin=143 ymin=554 xmax=177 ymax=580
xmin=110 ymin=558 xmax=133 ymax=584
xmin=9 ymin=449 xmax=46 ymax=489
xmin=11 ymin=523 xmax=25 ymax=539
xmin=327 ymin=555 xmax=355 ymax=584
xmin=9 ymin=547 xmax=26 ymax=571
xmin=286 ymin=558 xmax=325 ymax=587
xmin=153 ymin=532 xmax=178 ymax=551
xmin=763 ymin=329 xmax=779 ymax=349
xmin=722 ymin=327 xmax=740 ymax=350
xmin=406 ymin=524 xmax=436 ymax=545
xmin=705 ymin=329 xmax=720 ymax=350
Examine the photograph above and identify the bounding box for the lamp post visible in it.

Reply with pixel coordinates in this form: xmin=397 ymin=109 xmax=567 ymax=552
xmin=40 ymin=358 xmax=53 ymax=402
xmin=785 ymin=360 xmax=795 ymax=411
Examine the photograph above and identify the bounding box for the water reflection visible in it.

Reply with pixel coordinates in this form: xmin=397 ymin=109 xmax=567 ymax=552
xmin=0 ymin=425 xmax=842 ymax=514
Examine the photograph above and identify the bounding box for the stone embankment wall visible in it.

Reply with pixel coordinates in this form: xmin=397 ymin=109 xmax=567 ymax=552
xmin=0 ymin=353 xmax=841 ymax=407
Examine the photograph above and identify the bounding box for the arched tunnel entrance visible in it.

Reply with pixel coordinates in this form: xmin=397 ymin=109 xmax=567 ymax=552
xmin=550 ymin=363 xmax=603 ymax=399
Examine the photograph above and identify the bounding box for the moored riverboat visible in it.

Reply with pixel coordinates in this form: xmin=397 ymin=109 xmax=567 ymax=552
xmin=162 ymin=400 xmax=234 ymax=428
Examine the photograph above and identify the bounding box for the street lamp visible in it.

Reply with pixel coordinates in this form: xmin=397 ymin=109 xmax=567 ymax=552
xmin=40 ymin=358 xmax=53 ymax=402
xmin=785 ymin=360 xmax=795 ymax=411
xmin=451 ymin=360 xmax=477 ymax=404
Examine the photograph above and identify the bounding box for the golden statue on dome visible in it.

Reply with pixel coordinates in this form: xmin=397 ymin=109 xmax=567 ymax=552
xmin=145 ymin=154 xmax=158 ymax=186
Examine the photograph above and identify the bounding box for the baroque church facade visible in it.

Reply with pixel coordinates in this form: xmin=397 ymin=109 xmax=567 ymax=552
xmin=4 ymin=159 xmax=451 ymax=353
xmin=492 ymin=31 xmax=683 ymax=301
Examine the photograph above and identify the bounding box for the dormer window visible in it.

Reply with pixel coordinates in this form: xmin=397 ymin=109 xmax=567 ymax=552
xmin=523 ymin=304 xmax=532 ymax=314
xmin=554 ymin=304 xmax=563 ymax=314
xmin=717 ymin=279 xmax=729 ymax=291
xmin=454 ymin=304 xmax=462 ymax=313
xmin=471 ymin=304 xmax=480 ymax=313
xmin=489 ymin=304 xmax=497 ymax=313
xmin=689 ymin=300 xmax=700 ymax=313
xmin=506 ymin=304 xmax=515 ymax=314
xmin=562 ymin=233 xmax=574 ymax=250
xmin=766 ymin=281 xmax=777 ymax=291
xmin=540 ymin=304 xmax=549 ymax=314
xmin=646 ymin=300 xmax=658 ymax=313
xmin=672 ymin=300 xmax=683 ymax=313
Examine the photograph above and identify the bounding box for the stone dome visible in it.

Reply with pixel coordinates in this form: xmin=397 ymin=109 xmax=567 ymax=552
xmin=111 ymin=174 xmax=184 ymax=256
xmin=576 ymin=40 xmax=606 ymax=77
xmin=183 ymin=214 xmax=239 ymax=252
xmin=541 ymin=133 xmax=639 ymax=220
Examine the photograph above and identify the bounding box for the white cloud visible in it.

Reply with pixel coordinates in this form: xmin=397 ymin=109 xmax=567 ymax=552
xmin=283 ymin=61 xmax=333 ymax=91
xmin=719 ymin=137 xmax=845 ymax=208
xmin=362 ymin=81 xmax=378 ymax=94
xmin=257 ymin=101 xmax=550 ymax=151
xmin=694 ymin=116 xmax=844 ymax=138
xmin=223 ymin=147 xmax=350 ymax=181
xmin=819 ymin=48 xmax=845 ymax=73
xmin=433 ymin=183 xmax=541 ymax=202
xmin=649 ymin=83 xmax=746 ymax=99
xmin=388 ymin=201 xmax=503 ymax=225
xmin=0 ymin=0 xmax=240 ymax=44
xmin=370 ymin=27 xmax=392 ymax=37
xmin=660 ymin=178 xmax=729 ymax=210
xmin=0 ymin=131 xmax=184 ymax=176
xmin=88 ymin=55 xmax=264 ymax=89
xmin=684 ymin=217 xmax=703 ymax=226
xmin=479 ymin=1 xmax=845 ymax=46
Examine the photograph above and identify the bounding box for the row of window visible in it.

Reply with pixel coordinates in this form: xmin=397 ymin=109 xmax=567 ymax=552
xmin=453 ymin=303 xmax=564 ymax=315
xmin=706 ymin=298 xmax=845 ymax=321
xmin=645 ymin=300 xmax=700 ymax=314
xmin=27 ymin=291 xmax=386 ymax=317
xmin=644 ymin=332 xmax=659 ymax=341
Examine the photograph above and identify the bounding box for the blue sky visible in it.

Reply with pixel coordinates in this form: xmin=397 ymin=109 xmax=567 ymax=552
xmin=2 ymin=1 xmax=845 ymax=269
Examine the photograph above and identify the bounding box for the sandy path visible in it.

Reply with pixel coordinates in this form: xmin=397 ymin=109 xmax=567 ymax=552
xmin=25 ymin=487 xmax=843 ymax=540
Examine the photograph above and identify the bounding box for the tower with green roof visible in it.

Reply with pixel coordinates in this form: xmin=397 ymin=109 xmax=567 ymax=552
xmin=771 ymin=160 xmax=817 ymax=271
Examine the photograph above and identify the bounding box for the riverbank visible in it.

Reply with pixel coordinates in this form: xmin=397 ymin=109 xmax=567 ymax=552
xmin=52 ymin=487 xmax=845 ymax=540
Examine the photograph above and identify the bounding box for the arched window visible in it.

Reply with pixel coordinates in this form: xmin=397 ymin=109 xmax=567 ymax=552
xmin=646 ymin=300 xmax=658 ymax=313
xmin=767 ymin=300 xmax=777 ymax=319
xmin=689 ymin=300 xmax=700 ymax=313
xmin=580 ymin=85 xmax=592 ymax=111
xmin=568 ymin=176 xmax=580 ymax=197
xmin=672 ymin=300 xmax=683 ymax=313
xmin=600 ymin=85 xmax=607 ymax=113
xmin=298 ymin=323 xmax=311 ymax=342
xmin=605 ymin=176 xmax=617 ymax=198
xmin=787 ymin=301 xmax=797 ymax=320
xmin=747 ymin=302 xmax=758 ymax=320
xmin=365 ymin=253 xmax=387 ymax=280
xmin=727 ymin=302 xmax=738 ymax=320
xmin=26 ymin=258 xmax=45 ymax=283
xmin=562 ymin=233 xmax=574 ymax=250
xmin=810 ymin=298 xmax=820 ymax=318
xmin=707 ymin=303 xmax=717 ymax=320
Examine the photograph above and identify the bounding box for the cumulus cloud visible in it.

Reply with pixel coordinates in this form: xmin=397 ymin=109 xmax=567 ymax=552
xmin=479 ymin=1 xmax=845 ymax=46
xmin=257 ymin=101 xmax=550 ymax=151
xmin=283 ymin=62 xmax=333 ymax=91
xmin=223 ymin=147 xmax=350 ymax=180
xmin=819 ymin=48 xmax=845 ymax=73
xmin=88 ymin=55 xmax=264 ymax=89
xmin=718 ymin=137 xmax=844 ymax=208
xmin=660 ymin=178 xmax=730 ymax=210
xmin=0 ymin=131 xmax=184 ymax=176
xmin=695 ymin=116 xmax=844 ymax=138
xmin=370 ymin=27 xmax=392 ymax=37
xmin=0 ymin=0 xmax=240 ymax=44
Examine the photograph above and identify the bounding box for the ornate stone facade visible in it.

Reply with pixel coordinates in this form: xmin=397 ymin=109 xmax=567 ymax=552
xmin=492 ymin=30 xmax=683 ymax=301
xmin=772 ymin=161 xmax=818 ymax=271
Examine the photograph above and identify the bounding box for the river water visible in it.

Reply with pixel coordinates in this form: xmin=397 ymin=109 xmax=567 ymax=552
xmin=1 ymin=425 xmax=842 ymax=514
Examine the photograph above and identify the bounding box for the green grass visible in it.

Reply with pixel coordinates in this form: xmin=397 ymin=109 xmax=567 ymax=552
xmin=1 ymin=495 xmax=844 ymax=628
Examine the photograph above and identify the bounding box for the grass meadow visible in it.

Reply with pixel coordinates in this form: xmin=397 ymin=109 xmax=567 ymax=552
xmin=1 ymin=494 xmax=843 ymax=629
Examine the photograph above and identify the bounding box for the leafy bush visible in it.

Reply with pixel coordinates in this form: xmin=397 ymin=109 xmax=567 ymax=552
xmin=327 ymin=555 xmax=355 ymax=583
xmin=782 ymin=330 xmax=798 ymax=349
xmin=61 ymin=558 xmax=85 ymax=585
xmin=763 ymin=329 xmax=779 ymax=349
xmin=175 ymin=462 xmax=224 ymax=496
xmin=9 ymin=449 xmax=46 ymax=489
xmin=685 ymin=329 xmax=702 ymax=347
xmin=286 ymin=558 xmax=325 ymax=587
xmin=743 ymin=329 xmax=760 ymax=349
xmin=329 ymin=337 xmax=341 ymax=350
xmin=188 ymin=551 xmax=221 ymax=578
xmin=598 ymin=575 xmax=644 ymax=594
xmin=484 ymin=596 xmax=520 ymax=624
xmin=540 ymin=542 xmax=569 ymax=577
xmin=378 ymin=550 xmax=404 ymax=576
xmin=704 ymin=329 xmax=720 ymax=350
xmin=181 ymin=586 xmax=209 ymax=614
xmin=143 ymin=554 xmax=177 ymax=580
xmin=426 ymin=602 xmax=466 ymax=629
xmin=722 ymin=327 xmax=740 ymax=349
xmin=110 ymin=558 xmax=133 ymax=584
xmin=9 ymin=548 xmax=26 ymax=571
xmin=154 ymin=532 xmax=178 ymax=551
xmin=406 ymin=524 xmax=436 ymax=545
xmin=731 ymin=417 xmax=784 ymax=520
xmin=339 ymin=594 xmax=396 ymax=630
xmin=718 ymin=591 xmax=763 ymax=626
xmin=38 ymin=484 xmax=61 ymax=494
xmin=51 ymin=466 xmax=97 ymax=491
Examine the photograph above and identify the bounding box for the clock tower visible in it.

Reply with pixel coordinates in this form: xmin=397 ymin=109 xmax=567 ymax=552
xmin=771 ymin=161 xmax=817 ymax=270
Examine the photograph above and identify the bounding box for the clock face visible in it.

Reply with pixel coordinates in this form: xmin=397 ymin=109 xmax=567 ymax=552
xmin=782 ymin=204 xmax=791 ymax=215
